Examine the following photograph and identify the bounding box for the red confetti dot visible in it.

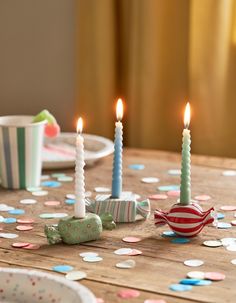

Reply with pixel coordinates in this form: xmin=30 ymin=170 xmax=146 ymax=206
xmin=23 ymin=244 xmax=41 ymax=250
xmin=122 ymin=237 xmax=142 ymax=243
xmin=12 ymin=242 xmax=30 ymax=248
xmin=117 ymin=289 xmax=140 ymax=299
xmin=148 ymin=194 xmax=167 ymax=200
xmin=17 ymin=218 xmax=35 ymax=224
xmin=45 ymin=123 xmax=60 ymax=138
xmin=16 ymin=225 xmax=33 ymax=231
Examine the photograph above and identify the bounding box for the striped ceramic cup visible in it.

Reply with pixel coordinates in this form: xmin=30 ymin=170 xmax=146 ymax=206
xmin=0 ymin=116 xmax=46 ymax=189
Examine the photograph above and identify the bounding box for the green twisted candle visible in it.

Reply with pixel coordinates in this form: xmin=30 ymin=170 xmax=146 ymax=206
xmin=180 ymin=103 xmax=191 ymax=205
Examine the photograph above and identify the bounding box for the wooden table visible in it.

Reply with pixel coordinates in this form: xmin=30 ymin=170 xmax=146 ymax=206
xmin=0 ymin=148 xmax=236 ymax=303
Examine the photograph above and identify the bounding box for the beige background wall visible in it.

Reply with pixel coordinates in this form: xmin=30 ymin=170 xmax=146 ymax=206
xmin=0 ymin=0 xmax=76 ymax=131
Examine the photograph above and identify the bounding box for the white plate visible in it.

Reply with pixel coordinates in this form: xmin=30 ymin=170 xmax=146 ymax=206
xmin=43 ymin=133 xmax=114 ymax=169
xmin=0 ymin=267 xmax=96 ymax=303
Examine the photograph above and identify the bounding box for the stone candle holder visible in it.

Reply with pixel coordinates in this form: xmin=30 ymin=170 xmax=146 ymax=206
xmin=154 ymin=201 xmax=217 ymax=237
xmin=45 ymin=213 xmax=102 ymax=245
xmin=86 ymin=192 xmax=150 ymax=223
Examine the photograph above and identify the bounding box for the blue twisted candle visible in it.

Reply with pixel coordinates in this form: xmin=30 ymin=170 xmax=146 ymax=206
xmin=111 ymin=99 xmax=123 ymax=198
xmin=180 ymin=103 xmax=191 ymax=205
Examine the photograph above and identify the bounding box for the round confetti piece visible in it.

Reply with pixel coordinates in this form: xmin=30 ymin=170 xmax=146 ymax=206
xmin=17 ymin=218 xmax=35 ymax=224
xmin=168 ymin=169 xmax=181 ymax=176
xmin=39 ymin=213 xmax=55 ymax=219
xmin=44 ymin=200 xmax=61 ymax=207
xmin=51 ymin=173 xmax=66 ymax=178
xmin=83 ymin=256 xmax=103 ymax=263
xmin=187 ymin=271 xmax=205 ymax=280
xmin=52 ymin=213 xmax=68 ymax=218
xmin=65 ymin=271 xmax=87 ymax=281
xmin=226 ymin=244 xmax=236 ymax=252
xmin=128 ymin=164 xmax=145 ymax=170
xmin=32 ymin=190 xmax=48 ymax=196
xmin=57 ymin=176 xmax=73 ymax=182
xmin=8 ymin=209 xmax=25 ymax=215
xmin=0 ymin=233 xmax=18 ymax=239
xmin=158 ymin=185 xmax=180 ymax=192
xmin=66 ymin=194 xmax=75 ymax=200
xmin=96 ymin=299 xmax=104 ymax=303
xmin=180 ymin=279 xmax=202 ymax=285
xmin=231 ymin=259 xmax=236 ymax=265
xmin=169 ymin=284 xmax=192 ymax=292
xmin=12 ymin=242 xmax=30 ymax=248
xmin=117 ymin=289 xmax=140 ymax=299
xmin=127 ymin=249 xmax=143 ymax=256
xmin=0 ymin=204 xmax=14 ymax=211
xmin=162 ymin=231 xmax=176 ymax=238
xmin=217 ymin=212 xmax=225 ymax=220
xmin=144 ymin=300 xmax=166 ymax=303
xmin=231 ymin=220 xmax=236 ymax=226
xmin=53 ymin=265 xmax=74 ymax=273
xmin=79 ymin=252 xmax=98 ymax=258
xmin=205 ymin=272 xmax=225 ymax=281
xmin=65 ymin=199 xmax=75 ymax=205
xmin=220 ymin=205 xmax=236 ymax=211
xmin=4 ymin=218 xmax=17 ymax=224
xmin=0 ymin=216 xmax=4 ymax=223
xmin=41 ymin=180 xmax=61 ymax=188
xmin=16 ymin=225 xmax=33 ymax=231
xmin=41 ymin=175 xmax=50 ymax=180
xmin=148 ymin=194 xmax=168 ymax=200
xmin=23 ymin=243 xmax=41 ymax=250
xmin=217 ymin=222 xmax=232 ymax=229
xmin=195 ymin=280 xmax=212 ymax=286
xmin=114 ymin=248 xmax=133 ymax=255
xmin=141 ymin=177 xmax=160 ymax=184
xmin=194 ymin=195 xmax=211 ymax=201
xmin=167 ymin=190 xmax=180 ymax=197
xmin=94 ymin=187 xmax=110 ymax=193
xmin=221 ymin=238 xmax=236 ymax=246
xmin=171 ymin=238 xmax=190 ymax=244
xmin=26 ymin=186 xmax=42 ymax=192
xmin=203 ymin=240 xmax=222 ymax=247
xmin=184 ymin=259 xmax=204 ymax=267
xmin=122 ymin=236 xmax=142 ymax=243
xmin=222 ymin=170 xmax=236 ymax=176
xmin=19 ymin=199 xmax=37 ymax=205
xmin=116 ymin=259 xmax=136 ymax=269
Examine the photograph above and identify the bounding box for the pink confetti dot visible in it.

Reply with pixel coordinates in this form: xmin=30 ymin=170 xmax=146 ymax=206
xmin=45 ymin=123 xmax=60 ymax=138
xmin=23 ymin=243 xmax=41 ymax=250
xmin=231 ymin=220 xmax=236 ymax=226
xmin=148 ymin=194 xmax=168 ymax=200
xmin=194 ymin=195 xmax=211 ymax=201
xmin=220 ymin=205 xmax=236 ymax=211
xmin=44 ymin=201 xmax=61 ymax=207
xmin=144 ymin=300 xmax=167 ymax=303
xmin=16 ymin=225 xmax=33 ymax=231
xmin=122 ymin=237 xmax=142 ymax=243
xmin=167 ymin=190 xmax=180 ymax=197
xmin=205 ymin=272 xmax=225 ymax=281
xmin=128 ymin=249 xmax=143 ymax=256
xmin=96 ymin=299 xmax=104 ymax=303
xmin=117 ymin=289 xmax=140 ymax=299
xmin=17 ymin=218 xmax=35 ymax=224
xmin=12 ymin=242 xmax=30 ymax=248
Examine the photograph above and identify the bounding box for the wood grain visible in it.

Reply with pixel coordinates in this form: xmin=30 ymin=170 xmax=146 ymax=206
xmin=0 ymin=148 xmax=236 ymax=303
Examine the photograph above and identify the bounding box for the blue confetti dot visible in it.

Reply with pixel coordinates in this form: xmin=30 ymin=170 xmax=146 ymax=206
xmin=194 ymin=280 xmax=212 ymax=286
xmin=180 ymin=279 xmax=202 ymax=285
xmin=171 ymin=238 xmax=190 ymax=244
xmin=128 ymin=164 xmax=145 ymax=170
xmin=217 ymin=212 xmax=225 ymax=220
xmin=41 ymin=181 xmax=61 ymax=188
xmin=65 ymin=199 xmax=75 ymax=205
xmin=8 ymin=209 xmax=25 ymax=215
xmin=4 ymin=217 xmax=17 ymax=224
xmin=217 ymin=222 xmax=232 ymax=229
xmin=157 ymin=185 xmax=180 ymax=191
xmin=169 ymin=284 xmax=192 ymax=292
xmin=52 ymin=265 xmax=74 ymax=273
xmin=162 ymin=231 xmax=177 ymax=238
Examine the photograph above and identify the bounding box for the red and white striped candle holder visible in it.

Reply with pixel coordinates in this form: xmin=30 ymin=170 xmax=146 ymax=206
xmin=154 ymin=202 xmax=217 ymax=237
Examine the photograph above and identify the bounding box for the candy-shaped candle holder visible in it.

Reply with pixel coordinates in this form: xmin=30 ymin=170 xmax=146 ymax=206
xmin=45 ymin=213 xmax=102 ymax=245
xmin=154 ymin=202 xmax=217 ymax=237
xmin=86 ymin=193 xmax=150 ymax=223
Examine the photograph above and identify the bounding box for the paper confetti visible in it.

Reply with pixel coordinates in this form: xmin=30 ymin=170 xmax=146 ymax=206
xmin=168 ymin=169 xmax=181 ymax=176
xmin=222 ymin=170 xmax=236 ymax=176
xmin=53 ymin=265 xmax=74 ymax=273
xmin=94 ymin=187 xmax=111 ymax=193
xmin=157 ymin=185 xmax=180 ymax=191
xmin=65 ymin=271 xmax=87 ymax=281
xmin=117 ymin=289 xmax=140 ymax=299
xmin=41 ymin=180 xmax=61 ymax=188
xmin=171 ymin=238 xmax=190 ymax=244
xmin=187 ymin=271 xmax=205 ymax=279
xmin=8 ymin=209 xmax=25 ymax=215
xmin=203 ymin=240 xmax=222 ymax=247
xmin=16 ymin=225 xmax=33 ymax=231
xmin=128 ymin=164 xmax=145 ymax=170
xmin=79 ymin=252 xmax=98 ymax=258
xmin=148 ymin=194 xmax=168 ymax=200
xmin=83 ymin=256 xmax=103 ymax=263
xmin=114 ymin=248 xmax=133 ymax=255
xmin=32 ymin=190 xmax=48 ymax=196
xmin=194 ymin=195 xmax=211 ymax=201
xmin=20 ymin=199 xmax=37 ymax=205
xmin=141 ymin=177 xmax=160 ymax=184
xmin=204 ymin=272 xmax=225 ymax=281
xmin=116 ymin=259 xmax=136 ymax=269
xmin=184 ymin=259 xmax=204 ymax=267
xmin=12 ymin=242 xmax=30 ymax=248
xmin=169 ymin=284 xmax=192 ymax=292
xmin=44 ymin=201 xmax=61 ymax=206
xmin=122 ymin=237 xmax=142 ymax=243
xmin=57 ymin=176 xmax=73 ymax=182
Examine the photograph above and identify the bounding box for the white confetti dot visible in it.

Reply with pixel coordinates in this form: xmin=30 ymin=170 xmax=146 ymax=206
xmin=187 ymin=271 xmax=205 ymax=279
xmin=66 ymin=194 xmax=75 ymax=200
xmin=20 ymin=199 xmax=37 ymax=205
xmin=79 ymin=252 xmax=98 ymax=258
xmin=221 ymin=238 xmax=236 ymax=246
xmin=32 ymin=190 xmax=48 ymax=197
xmin=141 ymin=177 xmax=160 ymax=184
xmin=203 ymin=240 xmax=222 ymax=247
xmin=168 ymin=169 xmax=181 ymax=176
xmin=0 ymin=233 xmax=18 ymax=239
xmin=226 ymin=244 xmax=236 ymax=252
xmin=184 ymin=259 xmax=204 ymax=267
xmin=94 ymin=187 xmax=111 ymax=193
xmin=83 ymin=256 xmax=103 ymax=263
xmin=231 ymin=259 xmax=236 ymax=265
xmin=116 ymin=259 xmax=136 ymax=269
xmin=65 ymin=271 xmax=87 ymax=281
xmin=114 ymin=248 xmax=133 ymax=255
xmin=222 ymin=170 xmax=236 ymax=176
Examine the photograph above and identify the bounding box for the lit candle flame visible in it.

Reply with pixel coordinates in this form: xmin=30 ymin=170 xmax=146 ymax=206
xmin=76 ymin=117 xmax=83 ymax=134
xmin=184 ymin=102 xmax=191 ymax=129
xmin=116 ymin=98 xmax=123 ymax=121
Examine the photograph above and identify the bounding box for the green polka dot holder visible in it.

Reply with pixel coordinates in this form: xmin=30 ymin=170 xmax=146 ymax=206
xmin=45 ymin=213 xmax=102 ymax=245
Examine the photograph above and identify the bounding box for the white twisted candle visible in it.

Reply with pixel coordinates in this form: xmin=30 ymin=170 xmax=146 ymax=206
xmin=74 ymin=132 xmax=85 ymax=218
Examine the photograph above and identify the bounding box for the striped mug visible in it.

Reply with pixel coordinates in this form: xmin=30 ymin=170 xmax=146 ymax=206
xmin=0 ymin=116 xmax=46 ymax=189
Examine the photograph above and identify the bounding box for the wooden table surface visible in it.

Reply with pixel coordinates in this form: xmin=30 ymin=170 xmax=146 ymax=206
xmin=0 ymin=148 xmax=236 ymax=303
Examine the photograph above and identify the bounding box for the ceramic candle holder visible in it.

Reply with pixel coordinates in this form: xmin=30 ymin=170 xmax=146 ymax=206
xmin=86 ymin=193 xmax=150 ymax=223
xmin=154 ymin=202 xmax=217 ymax=237
xmin=45 ymin=213 xmax=102 ymax=245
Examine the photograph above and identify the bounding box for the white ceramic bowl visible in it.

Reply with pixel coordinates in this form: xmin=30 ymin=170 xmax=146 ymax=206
xmin=0 ymin=267 xmax=96 ymax=303
xmin=43 ymin=133 xmax=114 ymax=169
